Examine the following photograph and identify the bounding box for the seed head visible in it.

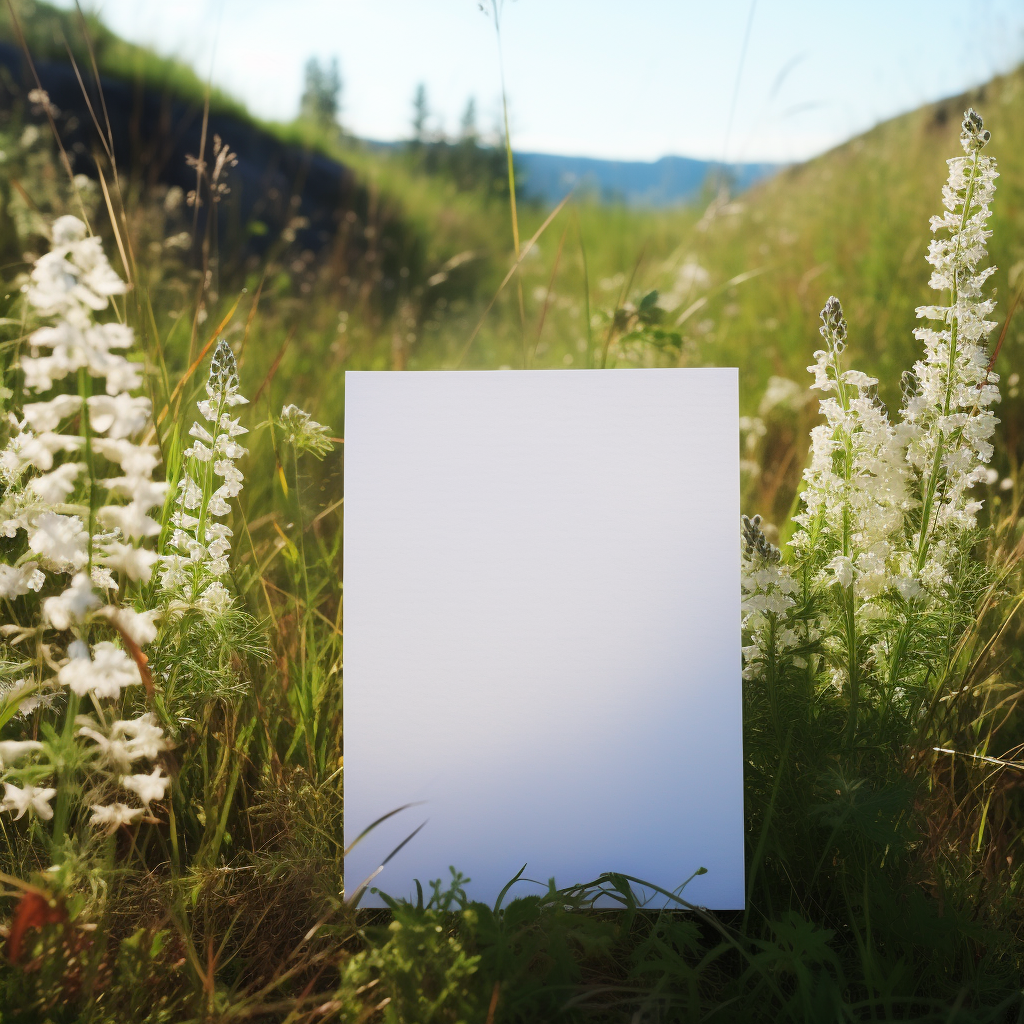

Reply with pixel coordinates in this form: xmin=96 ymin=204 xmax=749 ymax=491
xmin=741 ymin=513 xmax=781 ymax=564
xmin=961 ymin=107 xmax=990 ymax=151
xmin=208 ymin=339 xmax=240 ymax=400
xmin=819 ymin=296 xmax=847 ymax=354
xmin=900 ymin=369 xmax=919 ymax=403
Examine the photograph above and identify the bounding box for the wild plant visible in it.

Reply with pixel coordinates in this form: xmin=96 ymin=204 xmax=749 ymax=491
xmin=744 ymin=108 xmax=1002 ymax=748
xmin=0 ymin=214 xmax=170 ymax=862
xmin=158 ymin=338 xmax=248 ymax=619
xmin=271 ymin=401 xmax=338 ymax=778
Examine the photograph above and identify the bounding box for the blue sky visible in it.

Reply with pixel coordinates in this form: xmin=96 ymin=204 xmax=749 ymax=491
xmin=57 ymin=0 xmax=1024 ymax=163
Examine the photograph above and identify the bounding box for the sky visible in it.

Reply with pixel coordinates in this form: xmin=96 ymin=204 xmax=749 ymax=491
xmin=53 ymin=0 xmax=1024 ymax=164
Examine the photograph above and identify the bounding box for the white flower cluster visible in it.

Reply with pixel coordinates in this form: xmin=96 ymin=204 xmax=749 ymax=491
xmin=902 ymin=107 xmax=1000 ymax=584
xmin=0 ymin=216 xmax=170 ymax=828
xmin=792 ymin=298 xmax=916 ymax=606
xmin=77 ymin=711 xmax=170 ymax=832
xmin=743 ymin=110 xmax=1003 ymax=739
xmin=20 ymin=216 xmax=137 ymax=395
xmin=740 ymin=515 xmax=807 ymax=681
xmin=790 ymin=111 xmax=1000 ymax=610
xmin=279 ymin=403 xmax=333 ymax=460
xmin=160 ymin=339 xmax=248 ymax=618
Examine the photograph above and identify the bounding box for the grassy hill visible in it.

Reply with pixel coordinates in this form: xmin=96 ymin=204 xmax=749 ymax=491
xmin=2 ymin=1 xmax=1022 ymax=522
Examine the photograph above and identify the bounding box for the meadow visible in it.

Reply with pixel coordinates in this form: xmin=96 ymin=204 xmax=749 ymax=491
xmin=0 ymin=2 xmax=1022 ymax=1021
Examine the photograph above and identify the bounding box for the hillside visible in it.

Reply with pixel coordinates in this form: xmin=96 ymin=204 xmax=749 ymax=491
xmin=1 ymin=0 xmax=1021 ymax=529
xmin=515 ymin=150 xmax=779 ymax=206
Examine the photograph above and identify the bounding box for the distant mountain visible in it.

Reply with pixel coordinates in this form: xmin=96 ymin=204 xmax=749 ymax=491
xmin=514 ymin=152 xmax=781 ymax=207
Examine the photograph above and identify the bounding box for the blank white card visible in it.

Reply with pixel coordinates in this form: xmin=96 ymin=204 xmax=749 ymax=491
xmin=343 ymin=369 xmax=743 ymax=909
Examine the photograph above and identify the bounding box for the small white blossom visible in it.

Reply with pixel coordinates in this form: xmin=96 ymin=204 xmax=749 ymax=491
xmin=43 ymin=572 xmax=100 ymax=630
xmin=121 ymin=767 xmax=169 ymax=808
xmin=98 ymin=540 xmax=161 ymax=583
xmin=58 ymin=641 xmax=141 ymax=699
xmin=0 ymin=740 xmax=44 ymax=767
xmin=2 ymin=782 xmax=56 ymax=821
xmin=161 ymin=339 xmax=246 ymax=617
xmin=88 ymin=802 xmax=144 ymax=832
xmin=91 ymin=438 xmax=161 ymax=477
xmin=86 ymin=394 xmax=151 ymax=439
xmin=91 ymin=565 xmax=117 ymax=590
xmin=112 ymin=712 xmax=167 ymax=760
xmin=28 ymin=512 xmax=88 ymax=571
xmin=20 ymin=394 xmax=82 ymax=433
xmin=278 ymin=403 xmax=334 ymax=459
xmin=28 ymin=461 xmax=82 ymax=503
xmin=100 ymin=606 xmax=160 ymax=646
xmin=96 ymin=502 xmax=160 ymax=539
xmin=0 ymin=562 xmax=45 ymax=599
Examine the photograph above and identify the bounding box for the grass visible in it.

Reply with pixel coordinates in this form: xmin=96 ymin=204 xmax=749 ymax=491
xmin=0 ymin=3 xmax=1022 ymax=1021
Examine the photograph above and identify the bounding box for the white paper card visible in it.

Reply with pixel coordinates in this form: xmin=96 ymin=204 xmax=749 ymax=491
xmin=344 ymin=368 xmax=743 ymax=909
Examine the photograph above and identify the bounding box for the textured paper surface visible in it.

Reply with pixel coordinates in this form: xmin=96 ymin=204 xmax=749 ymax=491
xmin=343 ymin=369 xmax=743 ymax=909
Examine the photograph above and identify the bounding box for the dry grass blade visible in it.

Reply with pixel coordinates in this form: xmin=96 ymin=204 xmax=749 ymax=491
xmin=62 ymin=37 xmax=113 ymax=166
xmin=236 ymin=274 xmax=265 ymax=367
xmin=529 ymin=223 xmax=567 ymax=367
xmin=252 ymin=326 xmax=295 ymax=404
xmin=60 ymin=29 xmax=138 ymax=283
xmin=454 ymin=191 xmax=573 ymax=368
xmin=94 ymin=162 xmax=133 ymax=288
xmin=73 ymin=0 xmax=115 ymax=157
xmin=8 ymin=177 xmax=38 ymax=212
xmin=675 ymin=266 xmax=768 ymax=327
xmin=933 ymin=746 xmax=1024 ymax=771
xmin=600 ymin=243 xmax=645 ymax=368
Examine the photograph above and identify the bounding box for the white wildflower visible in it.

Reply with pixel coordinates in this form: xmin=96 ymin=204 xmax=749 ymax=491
xmin=160 ymin=339 xmax=247 ymax=617
xmin=2 ymin=430 xmax=82 ymax=475
xmin=121 ymin=767 xmax=169 ymax=808
xmin=901 ymin=107 xmax=1001 ymax=575
xmin=0 ymin=678 xmax=58 ymax=720
xmin=28 ymin=461 xmax=82 ymax=503
xmin=23 ymin=216 xmax=126 ymax=317
xmin=112 ymin=712 xmax=167 ymax=760
xmin=78 ymin=712 xmax=167 ymax=769
xmin=98 ymin=540 xmax=161 ymax=583
xmin=43 ymin=572 xmax=100 ymax=630
xmin=28 ymin=512 xmax=88 ymax=571
xmin=20 ymin=393 xmax=82 ymax=433
xmin=278 ymin=403 xmax=334 ymax=459
xmin=741 ymin=515 xmax=803 ymax=682
xmin=0 ymin=562 xmax=45 ymax=599
xmin=2 ymin=782 xmax=56 ymax=821
xmin=91 ymin=565 xmax=117 ymax=590
xmin=0 ymin=740 xmax=44 ymax=767
xmin=826 ymin=555 xmax=854 ymax=590
xmin=88 ymin=802 xmax=144 ymax=832
xmin=96 ymin=501 xmax=161 ymax=540
xmin=91 ymin=438 xmax=161 ymax=477
xmin=86 ymin=394 xmax=151 ymax=439
xmin=57 ymin=640 xmax=141 ymax=699
xmin=196 ymin=580 xmax=232 ymax=617
xmin=99 ymin=606 xmax=160 ymax=647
